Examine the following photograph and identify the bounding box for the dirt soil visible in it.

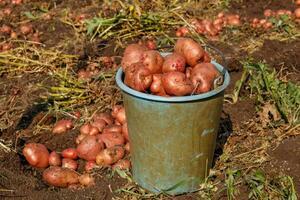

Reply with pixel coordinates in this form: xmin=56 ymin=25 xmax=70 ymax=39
xmin=267 ymin=136 xmax=300 ymax=193
xmin=0 ymin=0 xmax=299 ymax=199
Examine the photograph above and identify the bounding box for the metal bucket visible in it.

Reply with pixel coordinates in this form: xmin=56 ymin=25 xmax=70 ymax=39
xmin=116 ymin=57 xmax=230 ymax=195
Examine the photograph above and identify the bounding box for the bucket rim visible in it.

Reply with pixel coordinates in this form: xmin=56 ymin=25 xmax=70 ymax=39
xmin=115 ymin=61 xmax=230 ymax=103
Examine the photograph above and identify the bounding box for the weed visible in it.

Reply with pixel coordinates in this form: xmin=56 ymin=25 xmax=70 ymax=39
xmin=226 ymin=60 xmax=300 ymax=126
xmin=225 ymin=169 xmax=241 ymax=200
xmin=246 ymin=170 xmax=297 ymax=200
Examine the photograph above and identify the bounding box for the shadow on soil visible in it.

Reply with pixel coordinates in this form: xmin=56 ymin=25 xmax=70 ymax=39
xmin=212 ymin=110 xmax=233 ymax=167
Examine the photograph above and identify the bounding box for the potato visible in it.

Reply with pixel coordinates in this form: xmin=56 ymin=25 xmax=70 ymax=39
xmin=162 ymin=71 xmax=193 ymax=96
xmin=49 ymin=151 xmax=61 ymax=166
xmin=174 ymin=38 xmax=205 ymax=67
xmin=100 ymin=132 xmax=125 ymax=148
xmin=190 ymin=63 xmax=220 ymax=94
xmin=62 ymin=148 xmax=78 ymax=159
xmin=23 ymin=143 xmax=49 ymax=168
xmin=95 ymin=146 xmax=125 ymax=166
xmin=150 ymin=74 xmax=167 ymax=96
xmin=141 ymin=50 xmax=164 ymax=74
xmin=121 ymin=43 xmax=148 ymax=71
xmin=124 ymin=63 xmax=153 ymax=92
xmin=125 ymin=142 xmax=130 ymax=153
xmin=43 ymin=166 xmax=79 ymax=187
xmin=93 ymin=113 xmax=114 ymax=125
xmin=112 ymin=105 xmax=126 ymax=125
xmin=77 ymin=135 xmax=104 ymax=161
xmin=162 ymin=53 xmax=186 ymax=73
xmin=85 ymin=161 xmax=97 ymax=172
xmin=112 ymin=159 xmax=131 ymax=170
xmin=52 ymin=119 xmax=73 ymax=134
xmin=102 ymin=125 xmax=122 ymax=135
xmin=62 ymin=158 xmax=78 ymax=170
xmin=90 ymin=119 xmax=106 ymax=132
xmin=75 ymin=134 xmax=87 ymax=145
xmin=79 ymin=174 xmax=95 ymax=187
xmin=80 ymin=123 xmax=99 ymax=135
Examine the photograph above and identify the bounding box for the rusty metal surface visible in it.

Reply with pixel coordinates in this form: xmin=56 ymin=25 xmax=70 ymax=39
xmin=123 ymin=92 xmax=224 ymax=195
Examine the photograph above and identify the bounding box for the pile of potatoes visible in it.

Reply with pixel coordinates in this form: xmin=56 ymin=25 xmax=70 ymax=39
xmin=176 ymin=12 xmax=241 ymax=38
xmin=22 ymin=105 xmax=130 ymax=188
xmin=250 ymin=6 xmax=300 ymax=30
xmin=121 ymin=37 xmax=222 ymax=96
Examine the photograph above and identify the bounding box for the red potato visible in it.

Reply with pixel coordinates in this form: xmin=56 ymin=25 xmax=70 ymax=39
xmin=78 ymin=69 xmax=92 ymax=80
xmin=276 ymin=9 xmax=286 ymax=16
xmin=20 ymin=24 xmax=32 ymax=35
xmin=79 ymin=174 xmax=95 ymax=187
xmin=162 ymin=72 xmax=193 ymax=96
xmin=121 ymin=43 xmax=148 ymax=71
xmin=112 ymin=159 xmax=131 ymax=170
xmin=80 ymin=123 xmax=99 ymax=136
xmin=190 ymin=63 xmax=220 ymax=94
xmin=174 ymin=38 xmax=205 ymax=67
xmin=122 ymin=122 xmax=129 ymax=141
xmin=3 ymin=8 xmax=12 ymax=15
xmin=10 ymin=31 xmax=17 ymax=39
xmin=132 ymin=66 xmax=153 ymax=92
xmin=124 ymin=63 xmax=153 ymax=92
xmin=77 ymin=135 xmax=104 ymax=161
xmin=195 ymin=23 xmax=206 ymax=34
xmin=252 ymin=18 xmax=259 ymax=24
xmin=79 ymin=124 xmax=92 ymax=135
xmin=95 ymin=146 xmax=125 ymax=166
xmin=62 ymin=158 xmax=78 ymax=170
xmin=176 ymin=29 xmax=183 ymax=37
xmin=43 ymin=166 xmax=79 ymax=187
xmin=263 ymin=22 xmax=273 ymax=29
xmin=227 ymin=18 xmax=241 ymax=26
xmin=112 ymin=105 xmax=126 ymax=124
xmin=176 ymin=27 xmax=189 ymax=37
xmin=90 ymin=119 xmax=106 ymax=132
xmin=141 ymin=50 xmax=164 ymax=74
xmin=264 ymin=9 xmax=273 ymax=17
xmin=85 ymin=161 xmax=97 ymax=172
xmin=93 ymin=113 xmax=114 ymax=125
xmin=12 ymin=0 xmax=22 ymax=4
xmin=150 ymin=74 xmax=167 ymax=96
xmin=1 ymin=43 xmax=12 ymax=51
xmin=62 ymin=148 xmax=78 ymax=159
xmin=295 ymin=8 xmax=300 ymax=19
xmin=103 ymin=124 xmax=122 ymax=135
xmin=204 ymin=21 xmax=218 ymax=36
xmin=125 ymin=142 xmax=130 ymax=152
xmin=100 ymin=132 xmax=125 ymax=148
xmin=0 ymin=25 xmax=11 ymax=34
xmin=52 ymin=119 xmax=73 ymax=134
xmin=75 ymin=134 xmax=87 ymax=145
xmin=285 ymin=10 xmax=292 ymax=15
xmin=162 ymin=53 xmax=186 ymax=73
xmin=124 ymin=62 xmax=137 ymax=88
xmin=213 ymin=18 xmax=224 ymax=26
xmin=146 ymin=39 xmax=156 ymax=50
xmin=259 ymin=19 xmax=267 ymax=25
xmin=23 ymin=143 xmax=49 ymax=168
xmin=217 ymin=12 xmax=225 ymax=18
xmin=49 ymin=151 xmax=61 ymax=166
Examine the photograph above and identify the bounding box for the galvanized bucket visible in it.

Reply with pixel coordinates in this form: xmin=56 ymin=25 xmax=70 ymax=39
xmin=116 ymin=55 xmax=230 ymax=195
